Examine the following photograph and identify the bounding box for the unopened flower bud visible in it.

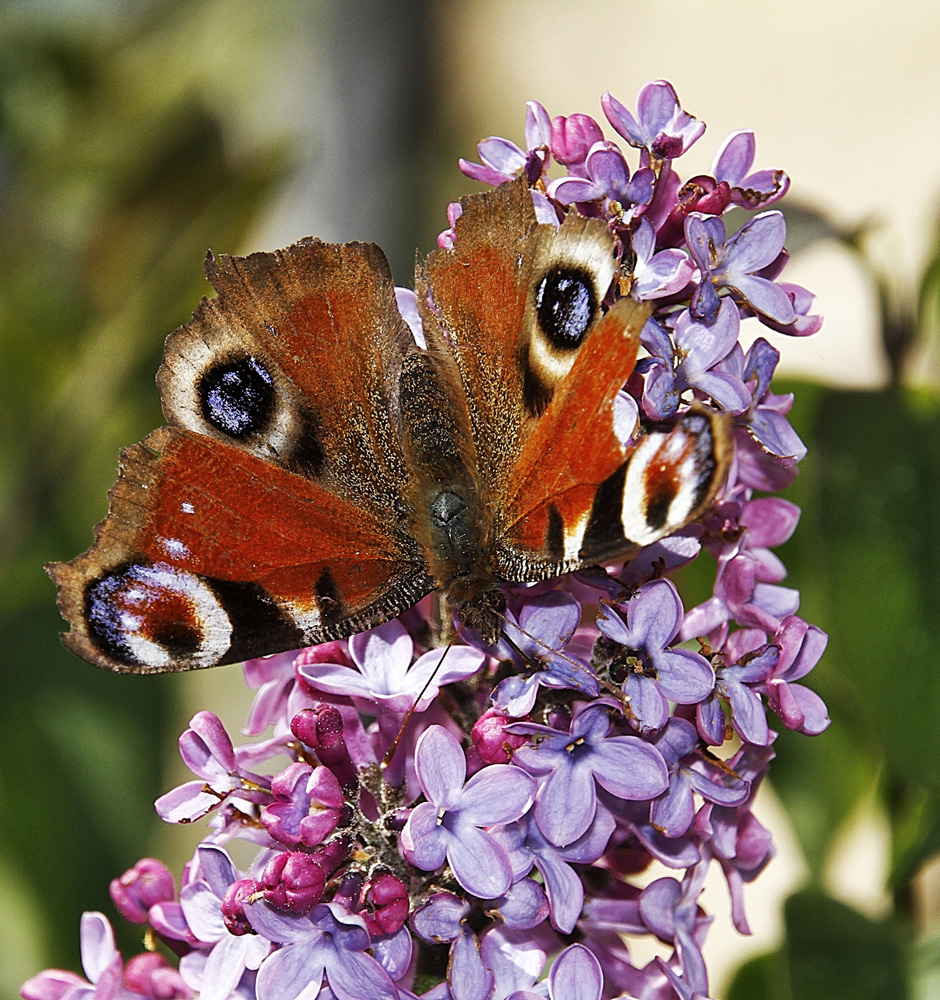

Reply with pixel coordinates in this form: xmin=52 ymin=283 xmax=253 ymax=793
xmin=361 ymin=872 xmax=409 ymax=937
xmin=261 ymin=851 xmax=327 ymax=913
xmin=110 ymin=857 xmax=175 ymax=924
xmin=311 ymin=836 xmax=351 ymax=877
xmin=220 ymin=878 xmax=260 ymax=935
xmin=472 ymin=708 xmax=527 ymax=764
xmin=291 ymin=704 xmax=346 ymax=764
xmin=124 ymin=952 xmax=194 ymax=999
xmin=551 ymin=113 xmax=603 ymax=169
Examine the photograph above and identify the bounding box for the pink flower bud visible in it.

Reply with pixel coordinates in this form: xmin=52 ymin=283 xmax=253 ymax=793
xmin=110 ymin=858 xmax=175 ymax=924
xmin=361 ymin=872 xmax=409 ymax=937
xmin=220 ymin=878 xmax=260 ymax=936
xmin=260 ymin=851 xmax=327 ymax=913
xmin=471 ymin=708 xmax=528 ymax=764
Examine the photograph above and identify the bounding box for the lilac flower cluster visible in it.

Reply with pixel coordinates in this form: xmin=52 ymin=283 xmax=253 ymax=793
xmin=24 ymin=82 xmax=828 ymax=1000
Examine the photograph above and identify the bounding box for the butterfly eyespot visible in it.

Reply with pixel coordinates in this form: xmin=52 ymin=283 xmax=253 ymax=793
xmin=198 ymin=356 xmax=275 ymax=439
xmin=534 ymin=266 xmax=597 ymax=350
xmin=84 ymin=561 xmax=232 ymax=670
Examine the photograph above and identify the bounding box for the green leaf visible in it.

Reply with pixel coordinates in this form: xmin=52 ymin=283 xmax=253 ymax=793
xmin=782 ymin=890 xmax=909 ymax=1000
xmin=775 ymin=384 xmax=940 ymax=885
xmin=761 ymin=381 xmax=877 ymax=870
xmin=809 ymin=390 xmax=940 ymax=789
xmin=725 ymin=950 xmax=777 ymax=1000
xmin=887 ymin=786 xmax=940 ymax=894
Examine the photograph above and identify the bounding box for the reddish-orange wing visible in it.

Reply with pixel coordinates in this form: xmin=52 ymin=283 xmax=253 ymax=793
xmin=419 ymin=181 xmax=729 ymax=582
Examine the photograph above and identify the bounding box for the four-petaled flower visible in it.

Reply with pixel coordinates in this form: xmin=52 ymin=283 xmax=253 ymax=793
xmin=246 ymin=901 xmax=399 ymax=1000
xmin=401 ymin=725 xmax=536 ymax=898
xmin=597 ymin=580 xmax=715 ymax=735
xmin=484 ymin=592 xmax=599 ymax=716
xmin=686 ymin=211 xmax=793 ymax=326
xmin=712 ymin=129 xmax=790 ymax=210
xmin=696 ymin=629 xmax=779 ymax=746
xmin=155 ymin=712 xmax=271 ymax=824
xmin=510 ymin=702 xmax=668 ymax=846
xmin=299 ymin=619 xmax=484 ymax=715
xmin=649 ymin=718 xmax=750 ymax=838
xmin=603 ymin=82 xmax=705 ymax=160
xmin=459 ymin=100 xmax=552 ymax=187
xmin=639 ymin=298 xmax=751 ymax=419
xmin=261 ymin=762 xmax=345 ymax=848
xmin=549 ymin=141 xmax=654 ymax=219
xmin=178 ymin=846 xmax=270 ymax=1000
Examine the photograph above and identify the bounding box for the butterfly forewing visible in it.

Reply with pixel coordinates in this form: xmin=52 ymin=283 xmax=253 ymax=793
xmin=422 ymin=183 xmax=729 ymax=582
xmin=159 ymin=239 xmax=414 ymax=504
xmin=420 ymin=180 xmax=620 ymax=502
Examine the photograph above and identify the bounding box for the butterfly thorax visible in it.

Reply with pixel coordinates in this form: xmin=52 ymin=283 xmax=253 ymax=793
xmin=398 ymin=350 xmax=505 ymax=643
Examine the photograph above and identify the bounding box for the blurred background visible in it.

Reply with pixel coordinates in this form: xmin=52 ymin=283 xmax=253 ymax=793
xmin=3 ymin=1 xmax=940 ymax=997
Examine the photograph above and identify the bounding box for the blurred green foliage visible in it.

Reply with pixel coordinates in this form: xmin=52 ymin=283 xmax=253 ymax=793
xmin=724 ymin=205 xmax=940 ymax=998
xmin=0 ymin=1 xmax=445 ymax=992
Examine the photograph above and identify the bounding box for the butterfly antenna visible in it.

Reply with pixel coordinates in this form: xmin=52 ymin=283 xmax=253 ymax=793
xmin=499 ymin=631 xmax=530 ymax=665
xmin=493 ymin=608 xmax=622 ymax=698
xmin=380 ymin=631 xmax=461 ymax=772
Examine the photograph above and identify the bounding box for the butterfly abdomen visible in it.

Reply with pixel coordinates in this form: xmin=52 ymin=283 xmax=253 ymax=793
xmin=398 ymin=348 xmax=503 ymax=634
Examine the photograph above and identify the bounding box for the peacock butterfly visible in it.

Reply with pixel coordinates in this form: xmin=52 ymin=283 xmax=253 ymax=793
xmin=48 ymin=178 xmax=730 ymax=674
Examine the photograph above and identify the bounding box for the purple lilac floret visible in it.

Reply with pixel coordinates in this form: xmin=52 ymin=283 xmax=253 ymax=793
xmin=27 ymin=82 xmax=829 ymax=1000
xmin=401 ymin=724 xmax=536 ymax=898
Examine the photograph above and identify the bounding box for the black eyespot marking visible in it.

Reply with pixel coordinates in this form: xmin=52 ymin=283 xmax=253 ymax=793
xmin=84 ymin=561 xmax=211 ymax=665
xmin=644 ymin=479 xmax=677 ymax=533
xmin=84 ymin=563 xmax=307 ymax=669
xmin=535 ymin=266 xmax=597 ymax=349
xmin=199 ymin=356 xmax=275 ymax=439
xmin=315 ymin=567 xmax=344 ymax=626
xmin=546 ymin=504 xmax=564 ymax=560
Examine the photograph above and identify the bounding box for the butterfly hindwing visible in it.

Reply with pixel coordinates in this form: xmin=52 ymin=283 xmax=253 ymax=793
xmin=574 ymin=405 xmax=732 ymax=565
